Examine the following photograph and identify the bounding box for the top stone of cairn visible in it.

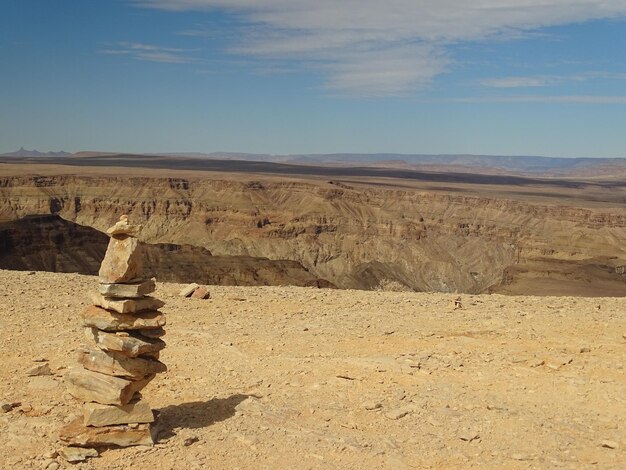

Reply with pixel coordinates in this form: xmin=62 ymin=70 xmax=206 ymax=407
xmin=99 ymin=215 xmax=143 ymax=284
xmin=107 ymin=215 xmax=142 ymax=238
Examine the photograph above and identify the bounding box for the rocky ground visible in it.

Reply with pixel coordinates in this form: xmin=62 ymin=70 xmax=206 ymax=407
xmin=0 ymin=269 xmax=625 ymax=469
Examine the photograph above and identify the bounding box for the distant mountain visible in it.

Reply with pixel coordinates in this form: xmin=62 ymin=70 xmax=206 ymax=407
xmin=155 ymin=152 xmax=626 ymax=176
xmin=5 ymin=148 xmax=626 ymax=177
xmin=1 ymin=147 xmax=73 ymax=158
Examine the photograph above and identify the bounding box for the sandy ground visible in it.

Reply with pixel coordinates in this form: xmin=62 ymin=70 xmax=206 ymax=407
xmin=0 ymin=269 xmax=625 ymax=469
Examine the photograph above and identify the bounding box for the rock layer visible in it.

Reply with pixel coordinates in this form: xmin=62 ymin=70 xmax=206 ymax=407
xmin=2 ymin=174 xmax=626 ymax=295
xmin=0 ymin=215 xmax=331 ymax=288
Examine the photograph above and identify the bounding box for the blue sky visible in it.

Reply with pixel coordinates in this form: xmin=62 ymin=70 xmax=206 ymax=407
xmin=1 ymin=0 xmax=626 ymax=157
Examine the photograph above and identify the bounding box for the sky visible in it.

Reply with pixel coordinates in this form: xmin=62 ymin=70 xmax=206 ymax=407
xmin=1 ymin=0 xmax=626 ymax=157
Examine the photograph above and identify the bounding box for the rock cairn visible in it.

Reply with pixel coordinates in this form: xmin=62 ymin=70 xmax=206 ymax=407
xmin=60 ymin=215 xmax=167 ymax=452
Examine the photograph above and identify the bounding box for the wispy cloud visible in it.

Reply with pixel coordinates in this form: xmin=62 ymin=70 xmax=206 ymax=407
xmin=450 ymin=95 xmax=626 ymax=104
xmin=481 ymin=77 xmax=558 ymax=88
xmin=99 ymin=42 xmax=199 ymax=64
xmin=481 ymin=71 xmax=626 ymax=88
xmin=132 ymin=1 xmax=626 ymax=96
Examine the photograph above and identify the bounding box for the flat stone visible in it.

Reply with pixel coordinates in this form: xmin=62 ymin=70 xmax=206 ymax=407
xmin=138 ymin=328 xmax=166 ymax=338
xmin=179 ymin=283 xmax=199 ymax=297
xmin=82 ymin=305 xmax=166 ymax=331
xmin=106 ymin=216 xmax=142 ymax=238
xmin=191 ymin=287 xmax=210 ymax=299
xmin=27 ymin=376 xmax=60 ymax=391
xmin=83 ymin=400 xmax=154 ymax=427
xmin=65 ymin=368 xmax=155 ymax=405
xmin=26 ymin=363 xmax=52 ymax=376
xmin=79 ymin=348 xmax=167 ymax=379
xmin=60 ymin=418 xmax=153 ymax=447
xmin=86 ymin=328 xmax=166 ymax=358
xmin=98 ymin=236 xmax=143 ymax=284
xmin=384 ymin=407 xmax=411 ymax=420
xmin=600 ymin=440 xmax=619 ymax=449
xmin=1 ymin=403 xmax=17 ymax=413
xmin=91 ymin=294 xmax=165 ymax=314
xmin=545 ymin=356 xmax=573 ymax=370
xmin=98 ymin=279 xmax=155 ymax=298
xmin=58 ymin=446 xmax=98 ymax=463
xmin=363 ymin=401 xmax=382 ymax=411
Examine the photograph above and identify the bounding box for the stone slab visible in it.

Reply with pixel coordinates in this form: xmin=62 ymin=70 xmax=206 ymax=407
xmin=91 ymin=293 xmax=165 ymax=314
xmin=82 ymin=305 xmax=166 ymax=331
xmin=66 ymin=367 xmax=155 ymax=405
xmin=179 ymin=283 xmax=199 ymax=297
xmin=87 ymin=328 xmax=166 ymax=358
xmin=83 ymin=400 xmax=154 ymax=427
xmin=98 ymin=236 xmax=143 ymax=284
xmin=58 ymin=446 xmax=99 ymax=462
xmin=79 ymin=348 xmax=166 ymax=379
xmin=98 ymin=279 xmax=155 ymax=298
xmin=60 ymin=417 xmax=153 ymax=447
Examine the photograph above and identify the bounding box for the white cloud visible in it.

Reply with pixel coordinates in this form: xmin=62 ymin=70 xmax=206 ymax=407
xmin=99 ymin=42 xmax=199 ymax=64
xmin=450 ymin=95 xmax=626 ymax=104
xmin=481 ymin=71 xmax=626 ymax=88
xmin=132 ymin=1 xmax=626 ymax=95
xmin=481 ymin=77 xmax=557 ymax=88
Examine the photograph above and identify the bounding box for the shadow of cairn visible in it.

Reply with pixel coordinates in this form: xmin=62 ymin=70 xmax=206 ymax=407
xmin=153 ymin=393 xmax=250 ymax=441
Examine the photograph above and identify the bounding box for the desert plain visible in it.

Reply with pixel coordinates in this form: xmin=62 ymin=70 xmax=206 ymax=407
xmin=1 ymin=268 xmax=625 ymax=469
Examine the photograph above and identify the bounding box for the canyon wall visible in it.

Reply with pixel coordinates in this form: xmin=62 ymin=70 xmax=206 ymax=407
xmin=1 ymin=175 xmax=626 ymax=294
xmin=0 ymin=214 xmax=330 ymax=287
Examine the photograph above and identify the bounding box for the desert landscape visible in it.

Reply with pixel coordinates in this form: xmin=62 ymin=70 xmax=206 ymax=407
xmin=0 ymin=155 xmax=625 ymax=468
xmin=5 ymin=2 xmax=626 ymax=467
xmin=1 ymin=269 xmax=625 ymax=469
xmin=2 ymin=154 xmax=626 ymax=297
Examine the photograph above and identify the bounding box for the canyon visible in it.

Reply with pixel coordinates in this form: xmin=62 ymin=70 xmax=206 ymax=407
xmin=0 ymin=214 xmax=329 ymax=288
xmin=1 ymin=156 xmax=626 ymax=295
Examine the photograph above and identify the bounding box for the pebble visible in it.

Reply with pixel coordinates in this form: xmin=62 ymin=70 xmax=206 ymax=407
xmin=58 ymin=446 xmax=98 ymax=463
xmin=1 ymin=403 xmax=15 ymax=413
xmin=600 ymin=440 xmax=619 ymax=449
xmin=44 ymin=460 xmax=60 ymax=470
xmin=459 ymin=431 xmax=480 ymax=442
xmin=384 ymin=407 xmax=411 ymax=420
xmin=26 ymin=363 xmax=52 ymax=376
xmin=363 ymin=401 xmax=382 ymax=411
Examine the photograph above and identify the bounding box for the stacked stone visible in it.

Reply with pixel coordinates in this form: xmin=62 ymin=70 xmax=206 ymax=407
xmin=60 ymin=215 xmax=167 ymax=450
